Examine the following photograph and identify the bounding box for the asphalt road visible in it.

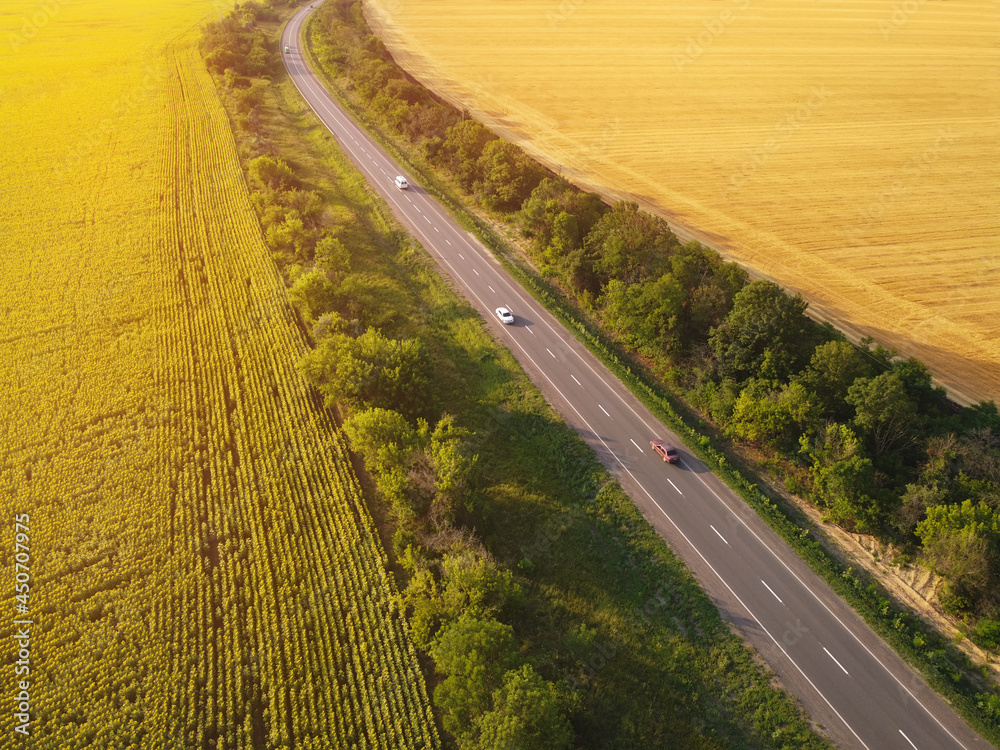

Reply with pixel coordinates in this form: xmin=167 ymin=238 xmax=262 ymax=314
xmin=281 ymin=6 xmax=992 ymax=748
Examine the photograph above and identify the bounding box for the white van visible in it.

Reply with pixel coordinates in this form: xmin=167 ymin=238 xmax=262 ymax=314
xmin=394 ymin=176 xmax=408 ymax=190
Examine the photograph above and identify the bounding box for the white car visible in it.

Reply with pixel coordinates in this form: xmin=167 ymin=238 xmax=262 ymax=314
xmin=394 ymin=176 xmax=408 ymax=189
xmin=495 ymin=307 xmax=514 ymax=325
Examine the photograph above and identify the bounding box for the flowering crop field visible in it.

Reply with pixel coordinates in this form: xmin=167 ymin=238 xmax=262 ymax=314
xmin=366 ymin=0 xmax=1000 ymax=405
xmin=0 ymin=2 xmax=438 ymax=747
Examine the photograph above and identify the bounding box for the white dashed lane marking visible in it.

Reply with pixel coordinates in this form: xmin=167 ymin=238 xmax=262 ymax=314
xmin=824 ymin=648 xmax=850 ymax=676
xmin=762 ymin=580 xmax=783 ymax=603
xmin=711 ymin=525 xmax=729 ymax=546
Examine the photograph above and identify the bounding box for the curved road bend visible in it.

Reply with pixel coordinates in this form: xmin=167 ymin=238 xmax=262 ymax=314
xmin=281 ymin=5 xmax=991 ymax=749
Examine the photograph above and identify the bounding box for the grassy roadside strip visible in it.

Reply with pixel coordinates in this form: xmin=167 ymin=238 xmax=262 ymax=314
xmin=299 ymin=8 xmax=1000 ymax=742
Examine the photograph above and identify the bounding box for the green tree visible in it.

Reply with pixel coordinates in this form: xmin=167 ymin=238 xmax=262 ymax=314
xmin=709 ymin=280 xmax=814 ymax=383
xmin=204 ymin=47 xmax=238 ymax=75
xmin=245 ymin=40 xmax=273 ymax=77
xmin=253 ymin=189 xmax=325 ymax=248
xmin=265 ymin=209 xmax=320 ymax=259
xmin=406 ymin=99 xmax=460 ymax=142
xmin=342 ymin=407 xmax=421 ymax=469
xmin=600 ymin=275 xmax=685 ymax=356
xmin=437 ymin=120 xmax=497 ymax=190
xmin=585 ymin=201 xmax=677 ymax=286
xmin=342 ymin=407 xmax=428 ymax=516
xmin=429 ymin=614 xmax=520 ymax=742
xmin=727 ymin=380 xmax=818 ymax=454
xmin=668 ymin=243 xmax=746 ymax=352
xmin=916 ymin=500 xmax=1000 ymax=615
xmin=297 ymin=328 xmax=434 ymax=418
xmin=517 ymin=177 xmax=604 ymax=265
xmin=795 ymin=340 xmax=875 ymax=421
xmin=353 ymin=57 xmax=401 ymax=102
xmin=894 ymin=431 xmax=1000 ymax=535
xmin=477 ymin=665 xmax=573 ymax=750
xmin=896 ymin=481 xmax=948 ymax=536
xmin=846 ymin=371 xmax=919 ymax=461
xmin=311 ymin=311 xmax=346 ymax=341
xmin=430 ymin=415 xmax=479 ymax=519
xmin=955 ymin=401 xmax=1000 ymax=434
xmin=892 ymin=356 xmax=947 ymax=414
xmin=474 ymin=140 xmax=545 ymax=212
xmin=439 ymin=551 xmax=524 ymax=624
xmin=402 ymin=568 xmax=446 ymax=648
xmin=801 ymin=423 xmax=884 ymax=532
xmin=288 ymin=269 xmax=337 ymax=324
xmin=560 ymin=246 xmax=601 ymax=298
xmin=233 ymin=79 xmax=269 ymax=114
xmin=546 ymin=211 xmax=579 ymax=264
xmin=247 ymin=155 xmax=299 ymax=191
xmin=313 ymin=235 xmax=350 ymax=284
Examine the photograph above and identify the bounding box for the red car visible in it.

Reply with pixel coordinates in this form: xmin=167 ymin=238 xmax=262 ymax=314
xmin=650 ymin=440 xmax=680 ymax=464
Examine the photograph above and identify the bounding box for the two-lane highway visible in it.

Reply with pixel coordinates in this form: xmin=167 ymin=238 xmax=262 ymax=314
xmin=281 ymin=6 xmax=991 ymax=748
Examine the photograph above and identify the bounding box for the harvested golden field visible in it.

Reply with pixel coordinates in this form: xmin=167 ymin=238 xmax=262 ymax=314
xmin=0 ymin=2 xmax=438 ymax=746
xmin=366 ymin=0 xmax=1000 ymax=405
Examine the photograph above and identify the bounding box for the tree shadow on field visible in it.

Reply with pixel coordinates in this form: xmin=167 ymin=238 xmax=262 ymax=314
xmin=860 ymin=323 xmax=1000 ymax=408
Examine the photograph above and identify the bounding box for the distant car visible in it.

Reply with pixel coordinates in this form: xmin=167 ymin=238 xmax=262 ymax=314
xmin=394 ymin=176 xmax=408 ymax=189
xmin=495 ymin=307 xmax=514 ymax=325
xmin=650 ymin=440 xmax=680 ymax=463
xmin=284 ymin=44 xmax=290 ymax=54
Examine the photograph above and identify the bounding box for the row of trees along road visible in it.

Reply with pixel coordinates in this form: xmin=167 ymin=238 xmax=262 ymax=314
xmin=310 ymin=0 xmax=1000 ymax=643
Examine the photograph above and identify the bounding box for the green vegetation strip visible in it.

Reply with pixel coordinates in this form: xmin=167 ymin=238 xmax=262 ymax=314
xmin=301 ymin=5 xmax=1000 ymax=743
xmin=200 ymin=6 xmax=843 ymax=748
